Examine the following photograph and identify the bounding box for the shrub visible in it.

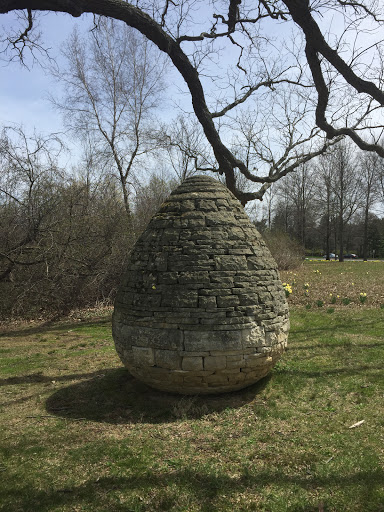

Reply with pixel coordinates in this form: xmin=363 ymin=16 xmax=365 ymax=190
xmin=262 ymin=230 xmax=304 ymax=270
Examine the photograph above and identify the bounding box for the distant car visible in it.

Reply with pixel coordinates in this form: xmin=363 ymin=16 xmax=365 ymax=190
xmin=344 ymin=253 xmax=358 ymax=259
xmin=323 ymin=253 xmax=337 ymax=259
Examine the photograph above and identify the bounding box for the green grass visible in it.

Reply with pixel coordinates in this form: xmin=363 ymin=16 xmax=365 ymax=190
xmin=0 ymin=264 xmax=384 ymax=511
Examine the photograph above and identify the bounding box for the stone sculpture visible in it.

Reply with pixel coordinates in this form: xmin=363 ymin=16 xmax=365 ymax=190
xmin=113 ymin=175 xmax=289 ymax=394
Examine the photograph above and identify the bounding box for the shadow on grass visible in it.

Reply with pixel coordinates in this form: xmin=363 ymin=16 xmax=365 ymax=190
xmin=45 ymin=367 xmax=271 ymax=424
xmin=3 ymin=466 xmax=383 ymax=512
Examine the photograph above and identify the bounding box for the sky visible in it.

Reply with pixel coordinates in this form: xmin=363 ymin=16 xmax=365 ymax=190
xmin=0 ymin=8 xmax=206 ymax=171
xmin=0 ymin=9 xmax=193 ymax=170
xmin=0 ymin=11 xmax=91 ymax=132
xmin=1 ymin=5 xmax=383 ymax=175
xmin=0 ymin=6 xmax=360 ymax=135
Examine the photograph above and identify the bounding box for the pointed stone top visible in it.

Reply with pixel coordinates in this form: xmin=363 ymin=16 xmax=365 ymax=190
xmin=171 ymin=175 xmax=232 ymax=192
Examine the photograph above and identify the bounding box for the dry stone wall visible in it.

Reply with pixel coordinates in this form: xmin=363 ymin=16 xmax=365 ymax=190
xmin=113 ymin=175 xmax=289 ymax=394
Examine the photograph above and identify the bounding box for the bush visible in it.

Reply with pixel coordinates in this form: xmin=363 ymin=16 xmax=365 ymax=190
xmin=0 ymin=177 xmax=134 ymax=320
xmin=261 ymin=230 xmax=304 ymax=270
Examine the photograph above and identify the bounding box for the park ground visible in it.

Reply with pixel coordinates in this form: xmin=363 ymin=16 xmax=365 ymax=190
xmin=0 ymin=261 xmax=383 ymax=511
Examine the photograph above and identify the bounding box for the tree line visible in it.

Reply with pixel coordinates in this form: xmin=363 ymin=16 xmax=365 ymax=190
xmin=1 ymin=2 xmax=384 ymax=318
xmin=255 ymin=142 xmax=384 ymax=261
xmin=0 ymin=124 xmax=177 ymax=319
xmin=1 ymin=125 xmax=383 ymax=319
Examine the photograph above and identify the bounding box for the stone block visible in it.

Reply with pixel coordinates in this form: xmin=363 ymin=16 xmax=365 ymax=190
xmin=209 ymin=276 xmax=234 ymax=288
xmin=132 ymin=346 xmax=155 ymax=366
xmin=238 ymin=293 xmax=260 ymax=306
xmin=126 ymin=326 xmax=183 ymax=350
xmin=239 ymin=370 xmax=259 ymax=380
xmin=228 ymin=247 xmax=254 ymax=255
xmin=209 ymin=349 xmax=243 ymax=356
xmin=227 ymin=227 xmax=246 ymax=240
xmin=184 ymin=329 xmax=242 ymax=351
xmin=182 ymin=356 xmax=204 ymax=371
xmin=161 ymin=288 xmax=198 ymax=308
xmin=204 ymin=355 xmax=227 ymax=370
xmin=242 ymin=326 xmax=265 ymax=348
xmin=196 ymin=199 xmax=218 ymax=211
xmin=132 ymin=293 xmax=162 ymax=308
xmin=217 ymin=295 xmax=240 ymax=308
xmin=199 ymin=288 xmax=233 ymax=296
xmin=155 ymin=349 xmax=181 ymax=369
xmin=158 ymin=272 xmax=178 ymax=284
xmin=258 ymin=346 xmax=273 ymax=354
xmin=205 ymin=211 xmax=236 ymax=226
xmin=226 ymin=311 xmax=244 ymax=318
xmin=246 ymin=257 xmax=266 ymax=271
xmin=178 ymin=271 xmax=210 ymax=285
xmin=216 ymin=368 xmax=240 ymax=374
xmin=189 ymin=229 xmax=214 ymax=240
xmin=244 ymin=354 xmax=273 ymax=368
xmin=226 ymin=355 xmax=246 ymax=368
xmin=183 ymin=375 xmax=203 ymax=385
xmin=238 ymin=366 xmax=256 ymax=373
xmin=205 ymin=374 xmax=229 ymax=385
xmin=227 ymin=372 xmax=246 ymax=383
xmin=182 ymin=370 xmax=214 ymax=377
xmin=265 ymin=331 xmax=278 ymax=346
xmin=214 ymin=255 xmax=248 ymax=271
xmin=212 ymin=323 xmax=253 ymax=331
xmin=192 ymin=312 xmax=226 ymax=321
xmin=179 ymin=350 xmax=210 ymax=357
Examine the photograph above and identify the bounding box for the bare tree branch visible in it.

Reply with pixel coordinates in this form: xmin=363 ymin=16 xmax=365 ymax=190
xmin=2 ymin=0 xmax=384 ymax=205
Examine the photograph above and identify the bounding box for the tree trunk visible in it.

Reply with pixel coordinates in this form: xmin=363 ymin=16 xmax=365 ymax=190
xmin=325 ymin=203 xmax=330 ymax=260
xmin=363 ymin=203 xmax=369 ymax=261
xmin=339 ymin=212 xmax=344 ymax=262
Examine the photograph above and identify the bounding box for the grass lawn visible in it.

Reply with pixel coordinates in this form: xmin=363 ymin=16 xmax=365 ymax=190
xmin=0 ymin=262 xmax=383 ymax=511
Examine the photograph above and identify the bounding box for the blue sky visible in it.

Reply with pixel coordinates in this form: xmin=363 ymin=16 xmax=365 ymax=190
xmin=0 ymin=10 xmax=190 ymax=171
xmin=1 ymin=6 xmax=381 ymax=173
xmin=0 ymin=11 xmax=92 ymax=135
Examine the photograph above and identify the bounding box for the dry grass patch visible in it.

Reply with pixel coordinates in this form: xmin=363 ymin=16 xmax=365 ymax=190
xmin=281 ymin=259 xmax=384 ymax=308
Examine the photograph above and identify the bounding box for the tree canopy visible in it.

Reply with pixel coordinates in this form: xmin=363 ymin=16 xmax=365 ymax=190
xmin=1 ymin=0 xmax=384 ymax=203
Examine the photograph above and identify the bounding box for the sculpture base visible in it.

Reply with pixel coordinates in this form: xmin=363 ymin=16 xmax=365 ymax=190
xmin=113 ymin=321 xmax=288 ymax=394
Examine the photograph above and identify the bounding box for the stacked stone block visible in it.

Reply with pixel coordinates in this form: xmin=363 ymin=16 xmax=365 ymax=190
xmin=113 ymin=175 xmax=289 ymax=394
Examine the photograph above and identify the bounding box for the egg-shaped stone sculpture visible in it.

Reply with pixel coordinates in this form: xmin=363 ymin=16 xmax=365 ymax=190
xmin=113 ymin=175 xmax=289 ymax=394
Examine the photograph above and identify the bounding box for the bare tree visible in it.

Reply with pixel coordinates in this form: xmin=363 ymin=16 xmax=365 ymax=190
xmin=358 ymin=151 xmax=382 ymax=260
xmin=133 ymin=172 xmax=174 ymax=233
xmin=328 ymin=142 xmax=362 ymax=262
xmin=0 ymin=125 xmax=65 ymax=281
xmin=0 ymin=125 xmax=134 ymax=317
xmin=315 ymin=153 xmax=337 ymax=259
xmin=163 ymin=115 xmax=211 ymax=182
xmin=2 ymin=1 xmax=384 ymax=204
xmin=272 ymin=162 xmax=318 ymax=247
xmin=50 ymin=17 xmax=167 ymax=219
